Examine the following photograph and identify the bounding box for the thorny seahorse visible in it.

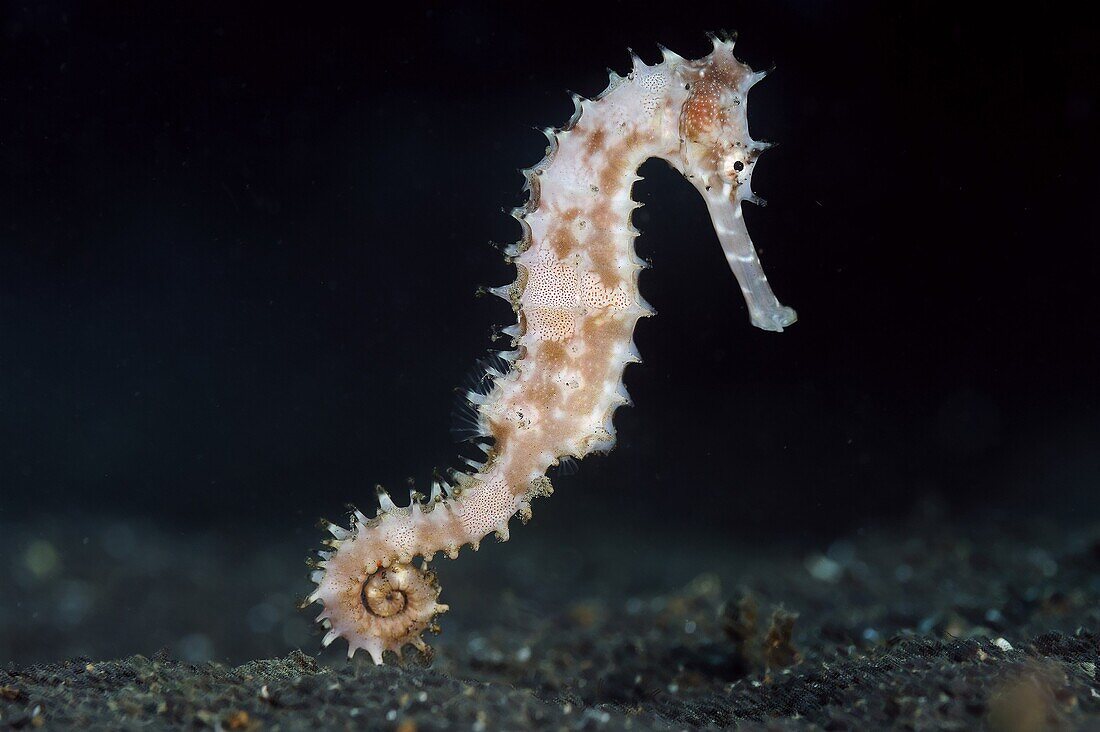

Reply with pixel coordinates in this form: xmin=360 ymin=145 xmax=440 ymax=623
xmin=306 ymin=34 xmax=797 ymax=663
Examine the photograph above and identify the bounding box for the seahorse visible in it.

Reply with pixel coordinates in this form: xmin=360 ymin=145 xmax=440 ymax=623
xmin=305 ymin=34 xmax=797 ymax=664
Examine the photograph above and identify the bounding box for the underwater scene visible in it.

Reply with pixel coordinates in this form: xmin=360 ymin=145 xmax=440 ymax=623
xmin=2 ymin=2 xmax=1098 ymax=729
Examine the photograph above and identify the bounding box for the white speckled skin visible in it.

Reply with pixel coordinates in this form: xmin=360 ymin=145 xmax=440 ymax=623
xmin=308 ymin=36 xmax=797 ymax=664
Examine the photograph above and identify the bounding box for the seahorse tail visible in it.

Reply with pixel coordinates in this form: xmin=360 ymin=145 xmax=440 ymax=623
xmin=311 ymin=554 xmax=446 ymax=663
xmin=306 ymin=488 xmax=458 ymax=663
xmin=306 ymin=467 xmax=552 ymax=661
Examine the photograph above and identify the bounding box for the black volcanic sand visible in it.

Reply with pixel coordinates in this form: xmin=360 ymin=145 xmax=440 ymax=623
xmin=3 ymin=505 xmax=1100 ymax=730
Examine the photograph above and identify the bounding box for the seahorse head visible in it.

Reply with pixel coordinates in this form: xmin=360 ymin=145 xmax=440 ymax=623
xmin=677 ymin=36 xmax=768 ymax=201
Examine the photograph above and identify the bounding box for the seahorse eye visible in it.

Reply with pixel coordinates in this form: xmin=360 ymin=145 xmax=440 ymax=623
xmin=718 ymin=147 xmax=754 ymax=187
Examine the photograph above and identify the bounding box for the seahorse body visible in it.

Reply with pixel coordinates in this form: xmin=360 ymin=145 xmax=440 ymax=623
xmin=307 ymin=35 xmax=797 ymax=664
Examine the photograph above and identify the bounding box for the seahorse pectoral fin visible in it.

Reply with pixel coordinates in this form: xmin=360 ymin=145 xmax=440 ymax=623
xmin=704 ymin=193 xmax=797 ymax=333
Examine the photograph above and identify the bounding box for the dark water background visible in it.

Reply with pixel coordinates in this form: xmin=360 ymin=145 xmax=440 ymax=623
xmin=1 ymin=2 xmax=1097 ymax=665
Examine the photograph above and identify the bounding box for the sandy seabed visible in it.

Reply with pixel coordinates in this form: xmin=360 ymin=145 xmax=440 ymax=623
xmin=2 ymin=505 xmax=1099 ymax=730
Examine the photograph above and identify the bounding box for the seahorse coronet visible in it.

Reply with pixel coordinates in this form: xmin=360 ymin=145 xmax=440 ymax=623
xmin=307 ymin=36 xmax=796 ymax=663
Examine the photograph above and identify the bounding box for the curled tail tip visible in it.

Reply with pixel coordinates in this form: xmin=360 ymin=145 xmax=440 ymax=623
xmin=307 ymin=528 xmax=448 ymax=663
